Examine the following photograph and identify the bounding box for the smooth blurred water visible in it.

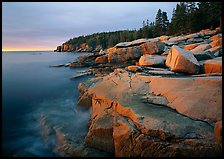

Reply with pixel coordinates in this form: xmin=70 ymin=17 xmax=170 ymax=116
xmin=2 ymin=51 xmax=92 ymax=157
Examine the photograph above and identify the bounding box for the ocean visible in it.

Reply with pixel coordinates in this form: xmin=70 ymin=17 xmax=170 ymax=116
xmin=2 ymin=51 xmax=95 ymax=157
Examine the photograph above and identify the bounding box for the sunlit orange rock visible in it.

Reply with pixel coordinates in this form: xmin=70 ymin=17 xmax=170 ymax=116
xmin=214 ymin=121 xmax=222 ymax=143
xmin=210 ymin=38 xmax=222 ymax=48
xmin=127 ymin=65 xmax=142 ymax=72
xmin=184 ymin=43 xmax=199 ymax=50
xmin=211 ymin=34 xmax=222 ymax=41
xmin=207 ymin=46 xmax=222 ymax=54
xmin=165 ymin=45 xmax=200 ymax=74
xmin=139 ymin=55 xmax=166 ymax=67
xmin=107 ymin=46 xmax=142 ymax=63
xmin=79 ymin=69 xmax=222 ymax=156
xmin=159 ymin=35 xmax=170 ymax=42
xmin=95 ymin=54 xmax=108 ymax=64
xmin=190 ymin=44 xmax=212 ymax=53
xmin=203 ymin=57 xmax=222 ymax=73
xmin=140 ymin=40 xmax=165 ymax=55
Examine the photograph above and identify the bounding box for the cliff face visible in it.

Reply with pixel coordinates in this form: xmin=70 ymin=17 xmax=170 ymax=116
xmin=54 ymin=44 xmax=74 ymax=52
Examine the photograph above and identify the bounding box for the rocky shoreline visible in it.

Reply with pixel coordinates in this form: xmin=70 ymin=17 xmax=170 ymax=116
xmin=53 ymin=27 xmax=222 ymax=157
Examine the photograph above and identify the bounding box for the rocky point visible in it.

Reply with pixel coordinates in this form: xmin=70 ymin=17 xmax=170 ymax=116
xmin=54 ymin=27 xmax=222 ymax=157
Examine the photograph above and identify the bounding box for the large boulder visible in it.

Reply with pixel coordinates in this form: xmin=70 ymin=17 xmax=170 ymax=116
xmin=203 ymin=57 xmax=222 ymax=73
xmin=184 ymin=33 xmax=201 ymax=39
xmin=184 ymin=43 xmax=199 ymax=50
xmin=127 ymin=65 xmax=142 ymax=72
xmin=168 ymin=36 xmax=186 ymax=42
xmin=140 ymin=41 xmax=165 ymax=55
xmin=139 ymin=55 xmax=166 ymax=67
xmin=193 ymin=51 xmax=215 ymax=61
xmin=199 ymin=29 xmax=217 ymax=36
xmin=115 ymin=38 xmax=150 ymax=48
xmin=190 ymin=44 xmax=212 ymax=53
xmin=209 ymin=38 xmax=222 ymax=48
xmin=165 ymin=45 xmax=200 ymax=74
xmin=207 ymin=46 xmax=222 ymax=54
xmin=107 ymin=46 xmax=142 ymax=63
xmin=159 ymin=36 xmax=170 ymax=42
xmin=95 ymin=54 xmax=108 ymax=64
xmin=211 ymin=34 xmax=222 ymax=41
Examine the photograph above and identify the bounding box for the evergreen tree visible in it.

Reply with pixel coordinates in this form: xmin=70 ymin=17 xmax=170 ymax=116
xmin=168 ymin=3 xmax=188 ymax=35
xmin=63 ymin=2 xmax=222 ymax=51
xmin=154 ymin=9 xmax=163 ymax=36
xmin=161 ymin=11 xmax=169 ymax=35
xmin=154 ymin=9 xmax=169 ymax=36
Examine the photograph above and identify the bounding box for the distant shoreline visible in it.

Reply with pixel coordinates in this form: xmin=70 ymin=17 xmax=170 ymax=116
xmin=2 ymin=50 xmax=53 ymax=52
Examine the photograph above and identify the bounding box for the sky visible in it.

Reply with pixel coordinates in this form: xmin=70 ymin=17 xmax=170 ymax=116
xmin=2 ymin=2 xmax=178 ymax=51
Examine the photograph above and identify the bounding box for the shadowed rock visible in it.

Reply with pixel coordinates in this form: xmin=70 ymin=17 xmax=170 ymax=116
xmin=193 ymin=51 xmax=215 ymax=61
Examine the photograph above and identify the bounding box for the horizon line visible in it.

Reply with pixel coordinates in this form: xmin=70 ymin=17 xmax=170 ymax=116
xmin=2 ymin=50 xmax=54 ymax=52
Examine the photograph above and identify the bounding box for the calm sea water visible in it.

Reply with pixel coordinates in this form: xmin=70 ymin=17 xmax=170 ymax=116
xmin=2 ymin=51 xmax=93 ymax=157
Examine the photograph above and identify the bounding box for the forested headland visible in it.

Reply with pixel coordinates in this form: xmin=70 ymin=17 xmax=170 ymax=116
xmin=55 ymin=2 xmax=222 ymax=52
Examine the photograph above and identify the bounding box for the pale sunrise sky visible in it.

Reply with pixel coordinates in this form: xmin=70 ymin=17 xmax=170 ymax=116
xmin=2 ymin=2 xmax=178 ymax=51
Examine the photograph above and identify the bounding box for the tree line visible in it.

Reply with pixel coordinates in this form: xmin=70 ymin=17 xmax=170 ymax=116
xmin=64 ymin=2 xmax=222 ymax=50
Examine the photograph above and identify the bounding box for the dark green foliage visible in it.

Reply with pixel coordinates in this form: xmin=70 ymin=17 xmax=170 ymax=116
xmin=64 ymin=30 xmax=140 ymax=49
xmin=168 ymin=2 xmax=222 ymax=36
xmin=154 ymin=9 xmax=170 ymax=36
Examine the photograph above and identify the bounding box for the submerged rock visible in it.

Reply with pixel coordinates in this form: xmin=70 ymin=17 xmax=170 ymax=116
xmin=49 ymin=64 xmax=65 ymax=67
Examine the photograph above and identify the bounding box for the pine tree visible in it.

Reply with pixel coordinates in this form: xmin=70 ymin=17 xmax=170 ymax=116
xmin=168 ymin=3 xmax=188 ymax=35
xmin=154 ymin=9 xmax=163 ymax=36
xmin=161 ymin=11 xmax=169 ymax=35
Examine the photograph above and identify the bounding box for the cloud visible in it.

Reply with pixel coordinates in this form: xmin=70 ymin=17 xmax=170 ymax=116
xmin=2 ymin=2 xmax=178 ymax=51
